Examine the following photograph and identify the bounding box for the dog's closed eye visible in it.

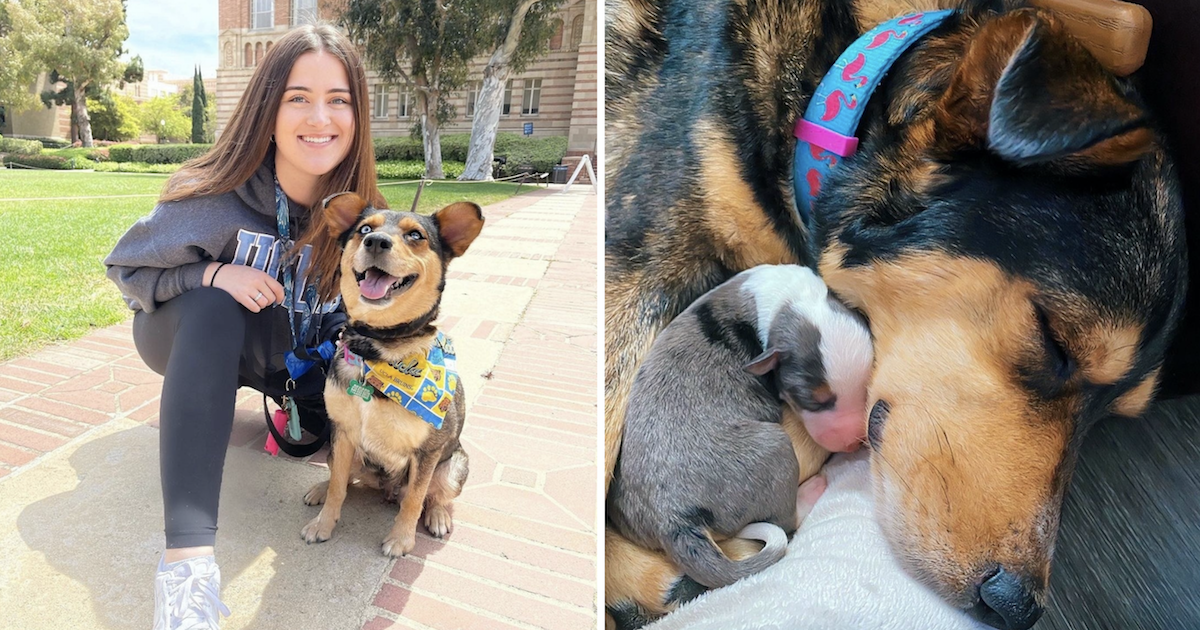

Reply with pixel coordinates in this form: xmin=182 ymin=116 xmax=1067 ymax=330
xmin=1020 ymin=303 xmax=1077 ymax=400
xmin=1035 ymin=304 xmax=1075 ymax=382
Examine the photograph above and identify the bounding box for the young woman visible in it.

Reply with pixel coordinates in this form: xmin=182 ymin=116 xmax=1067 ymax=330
xmin=105 ymin=25 xmax=384 ymax=629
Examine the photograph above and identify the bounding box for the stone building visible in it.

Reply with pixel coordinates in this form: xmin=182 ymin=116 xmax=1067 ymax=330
xmin=215 ymin=0 xmax=597 ymax=170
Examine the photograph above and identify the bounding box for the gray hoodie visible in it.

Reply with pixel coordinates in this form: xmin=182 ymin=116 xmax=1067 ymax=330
xmin=105 ymin=162 xmax=343 ymax=378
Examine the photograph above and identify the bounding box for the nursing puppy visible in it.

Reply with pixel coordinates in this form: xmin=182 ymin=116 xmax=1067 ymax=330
xmin=301 ymin=192 xmax=483 ymax=557
xmin=608 ymin=265 xmax=872 ymax=601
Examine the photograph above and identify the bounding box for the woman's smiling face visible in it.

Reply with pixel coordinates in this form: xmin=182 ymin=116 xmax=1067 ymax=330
xmin=273 ymin=50 xmax=355 ymax=203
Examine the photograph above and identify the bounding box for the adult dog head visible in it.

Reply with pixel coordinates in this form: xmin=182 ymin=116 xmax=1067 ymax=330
xmin=814 ymin=7 xmax=1187 ymax=628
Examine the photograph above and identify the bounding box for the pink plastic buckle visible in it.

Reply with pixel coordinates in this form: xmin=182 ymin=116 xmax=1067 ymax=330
xmin=795 ymin=119 xmax=859 ymax=157
xmin=264 ymin=408 xmax=288 ymax=456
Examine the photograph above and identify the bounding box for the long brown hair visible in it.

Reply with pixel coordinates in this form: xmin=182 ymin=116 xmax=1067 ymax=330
xmin=162 ymin=24 xmax=383 ymax=301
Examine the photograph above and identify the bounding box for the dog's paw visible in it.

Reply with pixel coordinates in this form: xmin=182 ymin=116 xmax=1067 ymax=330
xmin=381 ymin=530 xmax=417 ymax=557
xmin=424 ymin=504 xmax=453 ymax=538
xmin=304 ymin=481 xmax=329 ymax=506
xmin=301 ymin=514 xmax=336 ymax=543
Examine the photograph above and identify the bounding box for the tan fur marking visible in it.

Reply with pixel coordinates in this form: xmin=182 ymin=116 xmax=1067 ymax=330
xmin=396 ymin=216 xmax=426 ymax=237
xmin=1075 ymin=322 xmax=1141 ymax=385
xmin=853 ymin=0 xmax=958 ymax=34
xmin=1112 ymin=367 xmax=1159 ymax=417
xmin=781 ymin=406 xmax=830 ymax=484
xmin=1074 ymin=127 xmax=1154 ymax=167
xmin=823 ymin=251 xmax=1068 ymax=604
xmin=605 ymin=528 xmax=681 ymax=616
xmin=693 ymin=120 xmax=795 ymax=269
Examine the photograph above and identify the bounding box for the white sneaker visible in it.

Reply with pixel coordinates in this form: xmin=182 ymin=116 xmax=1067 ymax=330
xmin=152 ymin=554 xmax=231 ymax=630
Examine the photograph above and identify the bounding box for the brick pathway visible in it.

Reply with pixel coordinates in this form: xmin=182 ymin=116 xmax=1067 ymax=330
xmin=0 ymin=185 xmax=598 ymax=630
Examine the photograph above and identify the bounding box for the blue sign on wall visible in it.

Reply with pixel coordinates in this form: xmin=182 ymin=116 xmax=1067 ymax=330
xmin=523 ymin=122 xmax=533 ymax=136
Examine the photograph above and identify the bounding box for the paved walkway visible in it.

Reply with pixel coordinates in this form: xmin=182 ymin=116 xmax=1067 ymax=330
xmin=0 ymin=184 xmax=598 ymax=630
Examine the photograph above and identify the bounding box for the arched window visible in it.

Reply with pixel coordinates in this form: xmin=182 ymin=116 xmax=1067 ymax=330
xmin=224 ymin=42 xmax=233 ymax=68
xmin=571 ymin=16 xmax=584 ymax=49
xmin=548 ymin=19 xmax=563 ymax=51
xmin=244 ymin=43 xmax=253 ymax=67
xmin=266 ymin=41 xmax=273 ymax=55
xmin=255 ymin=42 xmax=263 ymax=65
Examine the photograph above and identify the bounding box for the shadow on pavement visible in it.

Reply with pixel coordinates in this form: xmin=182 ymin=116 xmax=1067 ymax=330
xmin=13 ymin=424 xmax=448 ymax=629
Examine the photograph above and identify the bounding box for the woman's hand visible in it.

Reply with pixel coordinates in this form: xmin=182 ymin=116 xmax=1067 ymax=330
xmin=206 ymin=261 xmax=286 ymax=313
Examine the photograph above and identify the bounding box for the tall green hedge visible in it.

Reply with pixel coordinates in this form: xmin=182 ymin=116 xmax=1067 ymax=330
xmin=373 ymin=133 xmax=567 ymax=175
xmin=23 ymin=136 xmax=70 ymax=149
xmin=375 ymin=160 xmax=466 ymax=180
xmin=103 ymin=133 xmax=568 ymax=174
xmin=2 ymin=154 xmax=91 ymax=170
xmin=109 ymin=144 xmax=212 ymax=164
xmin=0 ymin=136 xmax=44 ymax=155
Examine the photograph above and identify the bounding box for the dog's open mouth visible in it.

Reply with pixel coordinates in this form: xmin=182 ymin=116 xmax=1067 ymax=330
xmin=354 ymin=267 xmax=418 ymax=302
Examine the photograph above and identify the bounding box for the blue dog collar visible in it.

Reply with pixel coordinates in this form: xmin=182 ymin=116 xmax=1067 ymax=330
xmin=793 ymin=9 xmax=956 ymax=227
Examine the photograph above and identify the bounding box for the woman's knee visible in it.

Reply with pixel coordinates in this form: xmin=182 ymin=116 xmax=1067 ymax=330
xmin=176 ymin=287 xmax=245 ymax=327
xmin=133 ymin=288 xmax=247 ymax=373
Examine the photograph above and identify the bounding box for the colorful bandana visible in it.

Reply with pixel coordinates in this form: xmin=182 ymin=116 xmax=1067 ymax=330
xmin=793 ymin=10 xmax=956 ymax=227
xmin=343 ymin=332 xmax=459 ymax=430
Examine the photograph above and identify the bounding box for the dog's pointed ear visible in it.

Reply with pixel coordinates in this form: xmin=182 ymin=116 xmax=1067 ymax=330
xmin=745 ymin=348 xmax=781 ymax=376
xmin=322 ymin=192 xmax=368 ymax=237
xmin=937 ymin=9 xmax=1152 ymax=170
xmin=434 ymin=202 xmax=484 ymax=258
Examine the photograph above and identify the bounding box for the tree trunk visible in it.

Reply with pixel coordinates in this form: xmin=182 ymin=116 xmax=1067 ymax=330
xmin=459 ymin=0 xmax=540 ymax=181
xmin=69 ymin=110 xmax=79 ymax=145
xmin=459 ymin=67 xmax=510 ymax=181
xmin=419 ymin=87 xmax=444 ymax=179
xmin=74 ymin=82 xmax=93 ymax=147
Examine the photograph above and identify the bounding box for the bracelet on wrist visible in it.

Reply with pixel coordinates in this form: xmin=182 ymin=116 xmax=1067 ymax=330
xmin=209 ymin=262 xmax=228 ymax=287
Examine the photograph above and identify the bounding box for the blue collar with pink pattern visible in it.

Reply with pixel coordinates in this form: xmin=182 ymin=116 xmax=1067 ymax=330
xmin=793 ymin=9 xmax=956 ymax=227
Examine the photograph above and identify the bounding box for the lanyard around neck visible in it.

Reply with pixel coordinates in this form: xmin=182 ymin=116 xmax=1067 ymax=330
xmin=274 ymin=178 xmax=318 ymax=349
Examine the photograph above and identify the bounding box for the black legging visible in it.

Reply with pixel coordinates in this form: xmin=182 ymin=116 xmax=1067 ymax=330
xmin=133 ymin=287 xmax=325 ymax=548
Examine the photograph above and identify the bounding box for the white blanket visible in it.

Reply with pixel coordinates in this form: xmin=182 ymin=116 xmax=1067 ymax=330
xmin=647 ymin=451 xmax=986 ymax=630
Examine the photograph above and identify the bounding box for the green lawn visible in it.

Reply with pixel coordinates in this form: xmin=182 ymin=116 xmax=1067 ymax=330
xmin=0 ymin=170 xmax=532 ymax=361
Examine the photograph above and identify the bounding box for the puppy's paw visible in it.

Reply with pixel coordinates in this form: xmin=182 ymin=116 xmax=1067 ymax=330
xmin=382 ymin=530 xmax=417 ymax=557
xmin=795 ymin=474 xmax=827 ymax=525
xmin=304 ymin=481 xmax=329 ymax=506
xmin=424 ymin=504 xmax=453 ymax=538
xmin=301 ymin=514 xmax=336 ymax=543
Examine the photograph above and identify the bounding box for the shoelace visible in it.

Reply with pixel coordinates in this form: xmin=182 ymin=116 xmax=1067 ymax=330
xmin=162 ymin=560 xmax=231 ymax=628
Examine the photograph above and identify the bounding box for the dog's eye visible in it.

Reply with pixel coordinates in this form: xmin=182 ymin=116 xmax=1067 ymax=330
xmin=1035 ymin=304 xmax=1076 ymax=382
xmin=405 ymin=230 xmax=425 ymax=242
xmin=359 ymin=224 xmax=372 ymax=235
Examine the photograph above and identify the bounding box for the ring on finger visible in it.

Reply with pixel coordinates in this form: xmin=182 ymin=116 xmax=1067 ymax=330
xmin=254 ymin=291 xmax=266 ymax=302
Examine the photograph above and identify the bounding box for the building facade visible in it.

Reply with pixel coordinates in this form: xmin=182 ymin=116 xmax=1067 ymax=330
xmin=1 ymin=70 xmax=215 ymax=141
xmin=215 ymin=0 xmax=597 ymax=164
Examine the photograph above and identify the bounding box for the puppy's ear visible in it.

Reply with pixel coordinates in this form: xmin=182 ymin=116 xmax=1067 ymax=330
xmin=433 ymin=202 xmax=484 ymax=258
xmin=745 ymin=349 xmax=781 ymax=376
xmin=937 ymin=9 xmax=1152 ymax=170
xmin=322 ymin=192 xmax=368 ymax=237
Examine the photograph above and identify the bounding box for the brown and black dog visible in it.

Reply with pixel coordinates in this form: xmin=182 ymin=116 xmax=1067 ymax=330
xmin=301 ymin=192 xmax=483 ymax=557
xmin=604 ymin=1 xmax=1188 ymax=629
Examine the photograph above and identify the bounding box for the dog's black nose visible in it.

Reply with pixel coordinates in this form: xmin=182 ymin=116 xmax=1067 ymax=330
xmin=363 ymin=232 xmax=393 ymax=253
xmin=967 ymin=567 xmax=1044 ymax=630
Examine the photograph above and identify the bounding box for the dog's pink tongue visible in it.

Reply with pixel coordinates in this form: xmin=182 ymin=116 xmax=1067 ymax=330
xmin=359 ymin=269 xmax=395 ymax=300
